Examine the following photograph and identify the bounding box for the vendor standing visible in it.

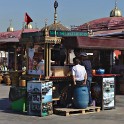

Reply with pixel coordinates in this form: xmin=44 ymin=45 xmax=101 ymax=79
xmin=72 ymin=58 xmax=87 ymax=86
xmin=37 ymin=55 xmax=44 ymax=79
xmin=80 ymin=52 xmax=93 ymax=106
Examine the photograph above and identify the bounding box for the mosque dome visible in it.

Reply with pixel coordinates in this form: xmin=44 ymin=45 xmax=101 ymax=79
xmin=77 ymin=1 xmax=124 ymax=33
xmin=25 ymin=24 xmax=33 ymax=29
xmin=7 ymin=26 xmax=14 ymax=32
xmin=7 ymin=20 xmax=14 ymax=32
xmin=110 ymin=6 xmax=122 ymax=17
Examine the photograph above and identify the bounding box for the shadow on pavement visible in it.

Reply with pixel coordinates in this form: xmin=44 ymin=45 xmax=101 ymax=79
xmin=0 ymin=98 xmax=10 ymax=111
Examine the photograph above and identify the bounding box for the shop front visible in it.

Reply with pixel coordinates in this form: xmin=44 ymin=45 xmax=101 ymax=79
xmin=62 ymin=35 xmax=124 ymax=96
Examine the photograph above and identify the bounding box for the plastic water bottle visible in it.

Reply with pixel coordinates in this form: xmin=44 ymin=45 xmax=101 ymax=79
xmin=93 ymin=100 xmax=96 ymax=107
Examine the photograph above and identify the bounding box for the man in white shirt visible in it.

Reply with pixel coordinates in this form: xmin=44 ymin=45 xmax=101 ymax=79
xmin=72 ymin=58 xmax=87 ymax=86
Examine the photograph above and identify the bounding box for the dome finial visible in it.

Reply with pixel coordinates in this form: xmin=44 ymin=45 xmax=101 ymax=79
xmin=9 ymin=19 xmax=12 ymax=27
xmin=45 ymin=18 xmax=48 ymax=27
xmin=115 ymin=0 xmax=118 ymax=8
xmin=44 ymin=18 xmax=49 ymax=36
xmin=54 ymin=0 xmax=58 ymax=24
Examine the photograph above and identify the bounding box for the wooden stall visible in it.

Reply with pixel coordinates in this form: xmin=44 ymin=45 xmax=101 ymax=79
xmin=18 ymin=27 xmax=124 ymax=110
xmin=0 ymin=23 xmax=122 ymax=114
xmin=19 ymin=29 xmax=74 ymax=107
xmin=62 ymin=35 xmax=124 ymax=96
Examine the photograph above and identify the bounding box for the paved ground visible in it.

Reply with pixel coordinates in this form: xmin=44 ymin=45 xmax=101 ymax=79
xmin=0 ymin=84 xmax=124 ymax=124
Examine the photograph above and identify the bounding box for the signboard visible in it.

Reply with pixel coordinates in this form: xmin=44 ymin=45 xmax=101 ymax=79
xmin=21 ymin=30 xmax=88 ymax=40
xmin=102 ymin=77 xmax=115 ymax=109
xmin=92 ymin=75 xmax=115 ymax=110
xmin=27 ymin=81 xmax=53 ymax=117
xmin=49 ymin=30 xmax=88 ymax=37
xmin=28 ymin=48 xmax=44 ymax=75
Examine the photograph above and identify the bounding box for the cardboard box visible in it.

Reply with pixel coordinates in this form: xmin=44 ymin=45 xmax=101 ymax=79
xmin=51 ymin=66 xmax=70 ymax=76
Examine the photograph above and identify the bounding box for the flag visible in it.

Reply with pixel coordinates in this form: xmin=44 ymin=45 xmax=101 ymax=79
xmin=24 ymin=12 xmax=33 ymax=25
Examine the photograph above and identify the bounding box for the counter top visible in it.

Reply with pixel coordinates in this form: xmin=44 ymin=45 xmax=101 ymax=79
xmin=93 ymin=74 xmax=120 ymax=77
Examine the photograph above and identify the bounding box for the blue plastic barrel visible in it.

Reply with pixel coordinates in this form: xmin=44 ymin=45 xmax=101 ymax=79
xmin=73 ymin=85 xmax=89 ymax=109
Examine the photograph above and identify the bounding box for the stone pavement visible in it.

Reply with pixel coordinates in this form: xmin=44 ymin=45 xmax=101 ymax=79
xmin=0 ymin=84 xmax=124 ymax=124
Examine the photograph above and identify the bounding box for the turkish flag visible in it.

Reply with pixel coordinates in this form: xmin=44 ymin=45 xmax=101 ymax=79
xmin=24 ymin=12 xmax=33 ymax=25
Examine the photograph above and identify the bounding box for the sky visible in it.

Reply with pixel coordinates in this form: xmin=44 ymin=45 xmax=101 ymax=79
xmin=0 ymin=0 xmax=124 ymax=32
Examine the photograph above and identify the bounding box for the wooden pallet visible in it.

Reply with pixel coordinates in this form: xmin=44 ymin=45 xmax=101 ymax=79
xmin=54 ymin=106 xmax=101 ymax=116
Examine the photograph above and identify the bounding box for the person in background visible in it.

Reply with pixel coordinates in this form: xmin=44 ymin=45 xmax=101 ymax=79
xmin=80 ymin=52 xmax=93 ymax=106
xmin=111 ymin=57 xmax=124 ymax=74
xmin=72 ymin=58 xmax=87 ymax=86
xmin=111 ymin=57 xmax=124 ymax=94
xmin=74 ymin=48 xmax=82 ymax=59
xmin=60 ymin=44 xmax=66 ymax=66
xmin=37 ymin=55 xmax=44 ymax=79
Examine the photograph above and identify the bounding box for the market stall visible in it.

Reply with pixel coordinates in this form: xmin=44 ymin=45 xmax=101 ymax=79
xmin=62 ymin=36 xmax=124 ymax=95
xmin=4 ymin=27 xmax=124 ymax=115
xmin=6 ymin=5 xmax=124 ymax=114
xmin=19 ymin=29 xmax=124 ymax=109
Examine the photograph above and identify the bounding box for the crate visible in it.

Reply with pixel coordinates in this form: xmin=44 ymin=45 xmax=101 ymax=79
xmin=51 ymin=66 xmax=70 ymax=76
xmin=54 ymin=106 xmax=101 ymax=116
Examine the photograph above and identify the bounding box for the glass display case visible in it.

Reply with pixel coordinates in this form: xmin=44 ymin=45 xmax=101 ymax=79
xmin=92 ymin=74 xmax=116 ymax=110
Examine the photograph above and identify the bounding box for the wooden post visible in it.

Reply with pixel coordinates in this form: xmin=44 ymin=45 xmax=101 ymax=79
xmin=44 ymin=43 xmax=51 ymax=79
xmin=14 ymin=46 xmax=17 ymax=70
xmin=26 ymin=42 xmax=30 ymax=73
xmin=66 ymin=49 xmax=70 ymax=64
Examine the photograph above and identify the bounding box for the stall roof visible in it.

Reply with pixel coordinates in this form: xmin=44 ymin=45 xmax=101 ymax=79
xmin=0 ymin=29 xmax=39 ymax=43
xmin=62 ymin=36 xmax=124 ymax=50
xmin=0 ymin=29 xmax=39 ymax=51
